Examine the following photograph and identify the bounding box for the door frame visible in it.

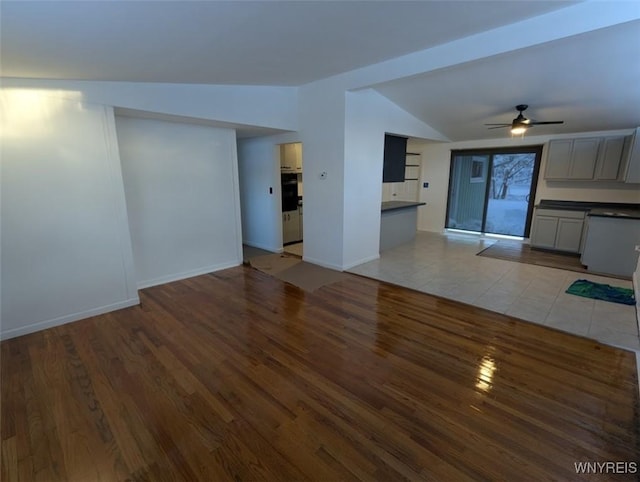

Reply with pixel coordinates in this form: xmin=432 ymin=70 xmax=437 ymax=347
xmin=445 ymin=145 xmax=543 ymax=237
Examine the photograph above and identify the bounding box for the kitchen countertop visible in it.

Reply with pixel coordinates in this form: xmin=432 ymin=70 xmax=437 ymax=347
xmin=381 ymin=201 xmax=426 ymax=212
xmin=587 ymin=208 xmax=640 ymax=220
xmin=536 ymin=199 xmax=640 ymax=219
xmin=537 ymin=199 xmax=640 ymax=211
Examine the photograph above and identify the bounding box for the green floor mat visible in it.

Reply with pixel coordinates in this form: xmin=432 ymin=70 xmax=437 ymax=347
xmin=565 ymin=279 xmax=635 ymax=306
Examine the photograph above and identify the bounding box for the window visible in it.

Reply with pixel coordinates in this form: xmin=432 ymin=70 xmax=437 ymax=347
xmin=470 ymin=158 xmax=486 ymax=183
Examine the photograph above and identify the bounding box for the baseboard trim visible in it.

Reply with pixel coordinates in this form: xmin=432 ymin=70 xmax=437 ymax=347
xmin=136 ymin=260 xmax=242 ymax=289
xmin=1 ymin=297 xmax=140 ymax=340
xmin=302 ymin=256 xmax=344 ymax=272
xmin=243 ymin=240 xmax=282 ymax=253
xmin=343 ymin=253 xmax=380 ymax=270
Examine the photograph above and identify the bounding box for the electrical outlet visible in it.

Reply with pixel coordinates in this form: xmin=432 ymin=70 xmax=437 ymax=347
xmin=423 ymin=182 xmax=429 ymax=188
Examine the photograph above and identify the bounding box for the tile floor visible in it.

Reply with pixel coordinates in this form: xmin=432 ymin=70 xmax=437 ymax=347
xmin=348 ymin=231 xmax=640 ymax=355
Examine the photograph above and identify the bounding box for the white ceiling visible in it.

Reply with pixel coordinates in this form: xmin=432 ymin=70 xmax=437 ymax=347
xmin=2 ymin=1 xmax=639 ymax=141
xmin=374 ymin=20 xmax=640 ymax=141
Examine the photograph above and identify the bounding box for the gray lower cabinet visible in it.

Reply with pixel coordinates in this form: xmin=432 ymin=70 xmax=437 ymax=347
xmin=530 ymin=215 xmax=559 ymax=249
xmin=555 ymin=218 xmax=585 ymax=252
xmin=530 ymin=208 xmax=586 ymax=253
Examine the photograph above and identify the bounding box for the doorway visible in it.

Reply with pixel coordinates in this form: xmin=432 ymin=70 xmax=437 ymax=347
xmin=446 ymin=146 xmax=542 ymax=237
xmin=280 ymin=142 xmax=304 ymax=256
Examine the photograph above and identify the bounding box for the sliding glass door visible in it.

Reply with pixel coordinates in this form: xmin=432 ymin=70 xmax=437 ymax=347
xmin=447 ymin=154 xmax=490 ymax=232
xmin=446 ymin=146 xmax=542 ymax=237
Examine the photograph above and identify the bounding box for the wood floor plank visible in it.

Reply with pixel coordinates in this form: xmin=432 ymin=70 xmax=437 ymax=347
xmin=477 ymin=240 xmax=588 ymax=274
xmin=2 ymin=265 xmax=638 ymax=480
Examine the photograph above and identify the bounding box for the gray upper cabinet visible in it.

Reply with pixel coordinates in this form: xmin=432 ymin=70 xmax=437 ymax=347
xmin=569 ymin=138 xmax=599 ymax=179
xmin=594 ymin=136 xmax=626 ymax=180
xmin=622 ymin=127 xmax=640 ymax=183
xmin=544 ymin=138 xmax=599 ymax=180
xmin=543 ymin=136 xmax=633 ymax=181
xmin=544 ymin=139 xmax=573 ymax=179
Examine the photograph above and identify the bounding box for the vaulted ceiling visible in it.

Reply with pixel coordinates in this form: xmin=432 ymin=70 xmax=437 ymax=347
xmin=2 ymin=1 xmax=639 ymax=141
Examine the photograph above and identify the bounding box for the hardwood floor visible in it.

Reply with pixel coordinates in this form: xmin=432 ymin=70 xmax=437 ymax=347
xmin=2 ymin=266 xmax=638 ymax=480
xmin=477 ymin=240 xmax=592 ymax=274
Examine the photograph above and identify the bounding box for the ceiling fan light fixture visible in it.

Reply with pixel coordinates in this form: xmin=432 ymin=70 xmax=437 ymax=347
xmin=485 ymin=105 xmax=564 ymax=136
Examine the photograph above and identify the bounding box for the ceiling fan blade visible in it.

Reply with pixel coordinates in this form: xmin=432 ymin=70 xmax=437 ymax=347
xmin=483 ymin=106 xmax=563 ymax=131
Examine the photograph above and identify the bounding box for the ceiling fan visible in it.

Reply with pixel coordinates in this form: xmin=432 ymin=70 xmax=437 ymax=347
xmin=485 ymin=104 xmax=564 ymax=134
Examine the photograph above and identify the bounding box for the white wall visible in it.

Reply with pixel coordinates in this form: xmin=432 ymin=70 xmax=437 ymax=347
xmin=221 ymin=85 xmax=355 ymax=271
xmin=416 ymin=129 xmax=640 ymax=233
xmin=1 ymin=89 xmax=139 ymax=339
xmin=240 ymin=86 xmax=445 ymax=271
xmin=0 ymin=80 xmax=436 ymax=274
xmin=342 ymin=89 xmax=444 ymax=268
xmin=116 ymin=116 xmax=242 ymax=288
xmin=238 ymin=137 xmax=283 ymax=252
xmin=297 ymin=83 xmax=347 ymax=270
xmin=2 ymin=78 xmax=298 ymax=133
xmin=237 ymin=86 xmax=444 ymax=271
xmin=237 ymin=130 xmax=302 ymax=253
